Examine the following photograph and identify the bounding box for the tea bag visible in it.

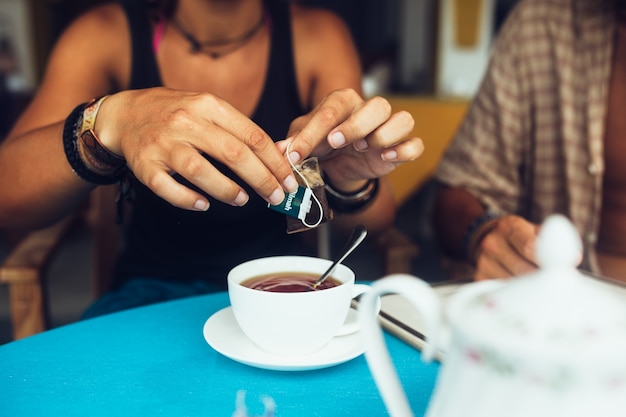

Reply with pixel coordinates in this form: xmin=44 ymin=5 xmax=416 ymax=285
xmin=268 ymin=156 xmax=333 ymax=234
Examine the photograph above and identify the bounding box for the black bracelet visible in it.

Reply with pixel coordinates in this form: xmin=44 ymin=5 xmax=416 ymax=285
xmin=63 ymin=102 xmax=125 ymax=185
xmin=463 ymin=211 xmax=500 ymax=263
xmin=323 ymin=173 xmax=380 ymax=214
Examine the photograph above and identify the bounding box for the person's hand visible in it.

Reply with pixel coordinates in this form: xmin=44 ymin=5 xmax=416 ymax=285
xmin=276 ymin=89 xmax=423 ymax=188
xmin=473 ymin=215 xmax=540 ymax=280
xmin=96 ymin=88 xmax=299 ymax=211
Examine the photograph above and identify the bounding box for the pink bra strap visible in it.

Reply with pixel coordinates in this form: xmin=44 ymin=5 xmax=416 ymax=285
xmin=152 ymin=18 xmax=166 ymax=54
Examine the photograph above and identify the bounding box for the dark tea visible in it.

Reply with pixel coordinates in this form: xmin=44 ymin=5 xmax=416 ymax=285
xmin=241 ymin=272 xmax=342 ymax=292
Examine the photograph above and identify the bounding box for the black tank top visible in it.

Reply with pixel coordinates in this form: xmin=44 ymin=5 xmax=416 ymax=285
xmin=113 ymin=0 xmax=311 ymax=288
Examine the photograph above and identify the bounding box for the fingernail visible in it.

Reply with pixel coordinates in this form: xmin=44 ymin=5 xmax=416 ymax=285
xmin=233 ymin=191 xmax=249 ymax=207
xmin=194 ymin=199 xmax=209 ymax=211
xmin=288 ymin=151 xmax=301 ymax=164
xmin=329 ymin=131 xmax=346 ymax=148
xmin=382 ymin=150 xmax=398 ymax=161
xmin=283 ymin=175 xmax=298 ymax=192
xmin=268 ymin=188 xmax=285 ymax=206
xmin=354 ymin=139 xmax=368 ymax=151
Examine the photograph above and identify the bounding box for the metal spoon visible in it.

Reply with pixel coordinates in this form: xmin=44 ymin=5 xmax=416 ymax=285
xmin=311 ymin=225 xmax=368 ymax=290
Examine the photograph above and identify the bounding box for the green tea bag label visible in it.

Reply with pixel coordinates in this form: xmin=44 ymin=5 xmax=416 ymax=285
xmin=268 ymin=185 xmax=312 ymax=221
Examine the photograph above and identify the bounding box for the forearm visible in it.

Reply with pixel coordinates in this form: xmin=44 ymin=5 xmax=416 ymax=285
xmin=432 ymin=185 xmax=485 ymax=259
xmin=0 ymin=123 xmax=94 ymax=228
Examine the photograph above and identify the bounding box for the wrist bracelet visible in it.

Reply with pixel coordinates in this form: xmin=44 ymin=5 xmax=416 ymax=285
xmin=78 ymin=95 xmax=125 ymax=174
xmin=323 ymin=173 xmax=379 ymax=214
xmin=464 ymin=211 xmax=500 ymax=264
xmin=63 ymin=101 xmax=126 ymax=185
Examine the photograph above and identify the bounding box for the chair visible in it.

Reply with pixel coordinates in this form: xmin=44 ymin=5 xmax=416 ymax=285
xmin=0 ymin=215 xmax=77 ymax=339
xmin=0 ymin=185 xmax=122 ymax=340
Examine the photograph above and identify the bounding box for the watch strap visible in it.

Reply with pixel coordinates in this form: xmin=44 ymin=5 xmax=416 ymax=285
xmin=79 ymin=95 xmax=125 ymax=173
xmin=81 ymin=95 xmax=108 ymax=135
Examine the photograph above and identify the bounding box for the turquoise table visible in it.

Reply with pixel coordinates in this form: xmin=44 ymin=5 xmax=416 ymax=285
xmin=0 ymin=292 xmax=439 ymax=416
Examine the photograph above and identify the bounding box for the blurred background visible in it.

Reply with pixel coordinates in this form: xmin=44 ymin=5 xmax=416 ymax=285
xmin=0 ymin=0 xmax=520 ymax=344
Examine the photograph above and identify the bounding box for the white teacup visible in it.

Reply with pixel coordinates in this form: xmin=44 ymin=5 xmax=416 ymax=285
xmin=228 ymin=255 xmax=368 ymax=356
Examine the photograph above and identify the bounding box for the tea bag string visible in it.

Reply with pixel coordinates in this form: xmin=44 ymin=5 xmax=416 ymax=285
xmin=286 ymin=142 xmax=324 ymax=228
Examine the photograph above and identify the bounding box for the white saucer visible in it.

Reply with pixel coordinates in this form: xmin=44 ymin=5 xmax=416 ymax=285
xmin=203 ymin=307 xmax=364 ymax=371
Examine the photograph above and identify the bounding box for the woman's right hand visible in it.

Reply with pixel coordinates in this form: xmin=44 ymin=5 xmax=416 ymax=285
xmin=97 ymin=88 xmax=299 ymax=211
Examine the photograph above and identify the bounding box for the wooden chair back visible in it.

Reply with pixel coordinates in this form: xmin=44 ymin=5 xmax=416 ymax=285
xmin=88 ymin=184 xmax=123 ymax=297
xmin=0 ymin=185 xmax=123 ymax=339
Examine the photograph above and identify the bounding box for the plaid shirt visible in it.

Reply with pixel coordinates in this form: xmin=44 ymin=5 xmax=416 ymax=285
xmin=434 ymin=0 xmax=616 ymax=272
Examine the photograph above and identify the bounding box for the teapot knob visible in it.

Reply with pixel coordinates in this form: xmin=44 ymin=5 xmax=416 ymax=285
xmin=535 ymin=214 xmax=582 ymax=270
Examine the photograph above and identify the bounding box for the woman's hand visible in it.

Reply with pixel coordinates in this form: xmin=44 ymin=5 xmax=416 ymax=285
xmin=277 ymin=89 xmax=423 ymax=190
xmin=97 ymin=88 xmax=299 ymax=211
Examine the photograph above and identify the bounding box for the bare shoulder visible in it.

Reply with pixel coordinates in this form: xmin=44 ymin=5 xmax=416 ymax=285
xmin=43 ymin=3 xmax=130 ymax=91
xmin=56 ymin=3 xmax=128 ymax=49
xmin=14 ymin=3 xmax=131 ymax=133
xmin=291 ymin=5 xmax=361 ymax=105
xmin=288 ymin=3 xmax=361 ymax=98
xmin=289 ymin=4 xmax=354 ymax=47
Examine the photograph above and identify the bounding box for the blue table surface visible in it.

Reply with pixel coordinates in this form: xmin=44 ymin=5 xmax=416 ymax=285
xmin=0 ymin=292 xmax=439 ymax=416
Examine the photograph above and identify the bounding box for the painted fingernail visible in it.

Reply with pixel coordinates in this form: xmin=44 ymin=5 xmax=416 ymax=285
xmin=233 ymin=191 xmax=249 ymax=207
xmin=194 ymin=199 xmax=209 ymax=211
xmin=329 ymin=131 xmax=346 ymax=148
xmin=283 ymin=175 xmax=298 ymax=192
xmin=288 ymin=151 xmax=301 ymax=164
xmin=382 ymin=149 xmax=398 ymax=161
xmin=354 ymin=139 xmax=368 ymax=151
xmin=268 ymin=188 xmax=285 ymax=206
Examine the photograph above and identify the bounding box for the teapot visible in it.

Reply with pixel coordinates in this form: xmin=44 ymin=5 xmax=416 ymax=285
xmin=358 ymin=215 xmax=626 ymax=417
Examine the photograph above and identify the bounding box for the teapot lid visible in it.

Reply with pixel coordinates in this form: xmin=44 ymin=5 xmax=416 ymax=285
xmin=456 ymin=215 xmax=626 ymax=361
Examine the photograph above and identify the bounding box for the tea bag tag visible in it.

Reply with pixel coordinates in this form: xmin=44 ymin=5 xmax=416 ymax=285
xmin=267 ymin=143 xmax=333 ymax=234
xmin=268 ymin=185 xmax=314 ymax=222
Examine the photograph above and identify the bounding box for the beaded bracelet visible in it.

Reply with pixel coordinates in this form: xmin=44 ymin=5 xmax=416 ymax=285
xmin=464 ymin=211 xmax=501 ymax=264
xmin=63 ymin=101 xmax=126 ymax=185
xmin=323 ymin=173 xmax=380 ymax=214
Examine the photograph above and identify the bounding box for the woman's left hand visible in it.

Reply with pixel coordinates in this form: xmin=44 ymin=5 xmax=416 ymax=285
xmin=277 ymin=89 xmax=423 ymax=188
